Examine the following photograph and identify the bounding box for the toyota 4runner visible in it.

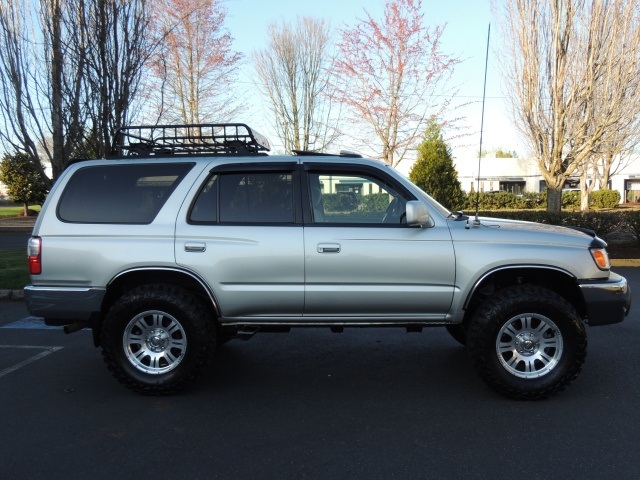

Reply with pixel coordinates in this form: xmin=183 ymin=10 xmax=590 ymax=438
xmin=24 ymin=124 xmax=631 ymax=399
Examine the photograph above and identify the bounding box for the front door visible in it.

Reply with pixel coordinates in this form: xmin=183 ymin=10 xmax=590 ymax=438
xmin=303 ymin=169 xmax=455 ymax=318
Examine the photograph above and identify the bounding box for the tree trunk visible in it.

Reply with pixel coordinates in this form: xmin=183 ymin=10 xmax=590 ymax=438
xmin=48 ymin=0 xmax=65 ymax=180
xmin=580 ymin=175 xmax=590 ymax=212
xmin=22 ymin=202 xmax=29 ymax=217
xmin=547 ymin=187 xmax=563 ymax=212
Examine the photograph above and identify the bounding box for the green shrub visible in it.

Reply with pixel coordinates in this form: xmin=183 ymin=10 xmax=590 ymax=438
xmin=464 ymin=189 xmax=620 ymax=212
xmin=410 ymin=120 xmax=465 ymax=211
xmin=590 ymin=189 xmax=621 ymax=209
xmin=322 ymin=193 xmax=358 ymax=212
xmin=465 ymin=191 xmax=546 ymax=211
xmin=520 ymin=192 xmax=546 ymax=209
xmin=562 ymin=190 xmax=580 ymax=210
xmin=360 ymin=193 xmax=390 ymax=213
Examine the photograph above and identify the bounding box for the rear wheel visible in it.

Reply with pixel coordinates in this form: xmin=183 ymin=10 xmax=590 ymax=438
xmin=466 ymin=285 xmax=586 ymax=400
xmin=101 ymin=284 xmax=215 ymax=394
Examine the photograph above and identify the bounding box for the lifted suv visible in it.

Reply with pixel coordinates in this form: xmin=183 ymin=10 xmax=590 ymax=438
xmin=25 ymin=123 xmax=631 ymax=399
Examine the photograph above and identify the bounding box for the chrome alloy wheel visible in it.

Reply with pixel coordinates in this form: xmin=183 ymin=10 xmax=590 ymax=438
xmin=496 ymin=313 xmax=563 ymax=379
xmin=123 ymin=310 xmax=187 ymax=374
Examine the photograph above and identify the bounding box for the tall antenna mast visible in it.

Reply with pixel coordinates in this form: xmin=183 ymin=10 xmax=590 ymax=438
xmin=474 ymin=23 xmax=491 ymax=225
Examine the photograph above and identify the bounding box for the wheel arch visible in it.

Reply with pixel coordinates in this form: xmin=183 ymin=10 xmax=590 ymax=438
xmin=93 ymin=267 xmax=220 ymax=347
xmin=462 ymin=265 xmax=586 ymax=327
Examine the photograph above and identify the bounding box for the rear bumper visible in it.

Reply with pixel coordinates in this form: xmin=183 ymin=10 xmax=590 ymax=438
xmin=579 ymin=272 xmax=631 ymax=326
xmin=24 ymin=285 xmax=105 ymax=325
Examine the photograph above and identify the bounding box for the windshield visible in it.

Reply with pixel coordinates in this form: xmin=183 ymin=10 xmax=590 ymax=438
xmin=413 ymin=184 xmax=455 ymax=218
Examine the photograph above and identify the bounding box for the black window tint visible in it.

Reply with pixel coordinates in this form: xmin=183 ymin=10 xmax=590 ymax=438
xmin=189 ymin=175 xmax=219 ymax=223
xmin=58 ymin=163 xmax=193 ymax=224
xmin=219 ymin=172 xmax=294 ymax=223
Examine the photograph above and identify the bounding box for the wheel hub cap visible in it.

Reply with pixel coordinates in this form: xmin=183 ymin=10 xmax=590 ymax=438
xmin=496 ymin=314 xmax=563 ymax=379
xmin=123 ymin=310 xmax=187 ymax=375
xmin=515 ymin=332 xmax=539 ymax=355
xmin=147 ymin=328 xmax=169 ymax=352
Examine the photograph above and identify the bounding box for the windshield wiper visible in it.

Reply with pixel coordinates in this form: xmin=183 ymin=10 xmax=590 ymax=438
xmin=448 ymin=211 xmax=468 ymax=221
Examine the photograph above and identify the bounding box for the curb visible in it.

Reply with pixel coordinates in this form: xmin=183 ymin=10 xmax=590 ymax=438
xmin=611 ymin=259 xmax=640 ymax=267
xmin=0 ymin=289 xmax=24 ymax=302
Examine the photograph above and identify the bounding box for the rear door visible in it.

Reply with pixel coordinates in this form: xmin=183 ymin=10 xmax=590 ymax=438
xmin=175 ymin=163 xmax=305 ymax=318
xmin=302 ymin=164 xmax=456 ymax=318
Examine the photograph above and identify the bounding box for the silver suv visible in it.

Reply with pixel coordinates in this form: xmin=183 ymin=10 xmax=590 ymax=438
xmin=24 ymin=124 xmax=631 ymax=399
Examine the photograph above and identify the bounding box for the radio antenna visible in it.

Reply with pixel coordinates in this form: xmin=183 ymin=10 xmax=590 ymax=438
xmin=474 ymin=23 xmax=491 ymax=225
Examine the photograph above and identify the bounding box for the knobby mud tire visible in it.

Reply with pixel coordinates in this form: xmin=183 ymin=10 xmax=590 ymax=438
xmin=466 ymin=285 xmax=587 ymax=400
xmin=101 ymin=284 xmax=216 ymax=395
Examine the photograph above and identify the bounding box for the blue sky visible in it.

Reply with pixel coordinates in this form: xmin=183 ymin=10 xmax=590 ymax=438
xmin=223 ymin=0 xmax=521 ymax=170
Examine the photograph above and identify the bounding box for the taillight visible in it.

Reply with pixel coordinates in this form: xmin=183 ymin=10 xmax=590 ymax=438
xmin=28 ymin=236 xmax=42 ymax=275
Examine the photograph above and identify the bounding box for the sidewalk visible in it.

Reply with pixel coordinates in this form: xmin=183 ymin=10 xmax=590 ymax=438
xmin=0 ymin=216 xmax=36 ymax=232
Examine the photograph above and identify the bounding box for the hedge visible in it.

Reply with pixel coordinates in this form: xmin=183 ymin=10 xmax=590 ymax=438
xmin=320 ymin=191 xmax=639 ymax=244
xmin=322 ymin=192 xmax=390 ymax=213
xmin=472 ymin=209 xmax=640 ymax=245
xmin=464 ymin=189 xmax=620 ymax=211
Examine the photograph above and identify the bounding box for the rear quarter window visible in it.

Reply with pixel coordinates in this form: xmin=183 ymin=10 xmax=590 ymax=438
xmin=57 ymin=163 xmax=194 ymax=224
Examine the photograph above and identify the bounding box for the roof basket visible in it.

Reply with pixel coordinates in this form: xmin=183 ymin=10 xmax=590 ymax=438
xmin=112 ymin=123 xmax=271 ymax=157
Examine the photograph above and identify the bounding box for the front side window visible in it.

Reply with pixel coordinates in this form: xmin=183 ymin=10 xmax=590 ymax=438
xmin=58 ymin=163 xmax=193 ymax=224
xmin=309 ymin=172 xmax=408 ymax=224
xmin=190 ymin=171 xmax=295 ymax=224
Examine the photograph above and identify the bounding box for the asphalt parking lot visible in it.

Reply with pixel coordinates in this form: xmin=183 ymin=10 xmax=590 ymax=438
xmin=1 ymin=268 xmax=639 ymax=479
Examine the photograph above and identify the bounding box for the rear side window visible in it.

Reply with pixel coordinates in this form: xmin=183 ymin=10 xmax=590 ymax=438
xmin=189 ymin=171 xmax=295 ymax=224
xmin=57 ymin=163 xmax=193 ymax=224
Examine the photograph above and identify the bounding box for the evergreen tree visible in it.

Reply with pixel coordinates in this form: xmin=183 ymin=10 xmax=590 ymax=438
xmin=0 ymin=152 xmax=48 ymax=216
xmin=409 ymin=120 xmax=464 ymax=211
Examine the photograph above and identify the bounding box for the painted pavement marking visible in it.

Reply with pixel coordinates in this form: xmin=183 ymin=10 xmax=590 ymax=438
xmin=0 ymin=345 xmax=64 ymax=378
xmin=1 ymin=316 xmax=60 ymax=330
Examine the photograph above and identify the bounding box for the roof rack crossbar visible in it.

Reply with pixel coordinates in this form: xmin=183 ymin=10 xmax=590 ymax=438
xmin=112 ymin=123 xmax=271 ymax=157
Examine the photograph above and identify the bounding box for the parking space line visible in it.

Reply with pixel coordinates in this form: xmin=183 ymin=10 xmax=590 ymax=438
xmin=1 ymin=316 xmax=60 ymax=330
xmin=0 ymin=345 xmax=64 ymax=378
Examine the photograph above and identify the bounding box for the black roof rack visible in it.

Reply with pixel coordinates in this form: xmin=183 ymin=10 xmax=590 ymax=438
xmin=112 ymin=123 xmax=271 ymax=157
xmin=292 ymin=149 xmax=362 ymax=158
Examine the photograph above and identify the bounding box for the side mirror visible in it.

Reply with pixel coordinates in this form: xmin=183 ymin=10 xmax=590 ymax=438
xmin=405 ymin=201 xmax=433 ymax=227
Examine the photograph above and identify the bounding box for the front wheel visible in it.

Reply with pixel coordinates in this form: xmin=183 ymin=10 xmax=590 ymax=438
xmin=101 ymin=284 xmax=216 ymax=394
xmin=445 ymin=324 xmax=467 ymax=346
xmin=466 ymin=285 xmax=587 ymax=400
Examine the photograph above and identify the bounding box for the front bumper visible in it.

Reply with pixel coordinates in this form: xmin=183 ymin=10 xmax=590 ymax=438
xmin=23 ymin=285 xmax=106 ymax=325
xmin=579 ymin=272 xmax=631 ymax=326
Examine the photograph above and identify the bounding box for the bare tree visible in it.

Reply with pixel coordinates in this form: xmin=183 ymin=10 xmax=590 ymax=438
xmin=0 ymin=0 xmax=88 ymax=185
xmin=146 ymin=0 xmax=242 ymax=125
xmin=0 ymin=0 xmax=152 ymax=182
xmin=332 ymin=0 xmax=459 ymax=167
xmin=499 ymin=0 xmax=640 ymax=212
xmin=253 ymin=16 xmax=340 ymax=153
xmin=79 ymin=0 xmax=153 ymax=158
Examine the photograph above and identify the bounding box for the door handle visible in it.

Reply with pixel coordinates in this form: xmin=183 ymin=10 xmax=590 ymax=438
xmin=184 ymin=242 xmax=206 ymax=252
xmin=317 ymin=243 xmax=341 ymax=253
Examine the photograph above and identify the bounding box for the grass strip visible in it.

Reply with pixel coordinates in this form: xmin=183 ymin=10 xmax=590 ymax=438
xmin=0 ymin=249 xmax=29 ymax=289
xmin=0 ymin=205 xmax=40 ymax=218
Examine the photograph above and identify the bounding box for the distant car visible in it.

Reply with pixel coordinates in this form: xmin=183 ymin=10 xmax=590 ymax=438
xmin=24 ymin=123 xmax=631 ymax=399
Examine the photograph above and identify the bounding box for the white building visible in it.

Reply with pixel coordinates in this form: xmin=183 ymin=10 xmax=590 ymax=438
xmin=454 ymin=155 xmax=542 ymax=195
xmin=446 ymin=153 xmax=640 ymax=204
